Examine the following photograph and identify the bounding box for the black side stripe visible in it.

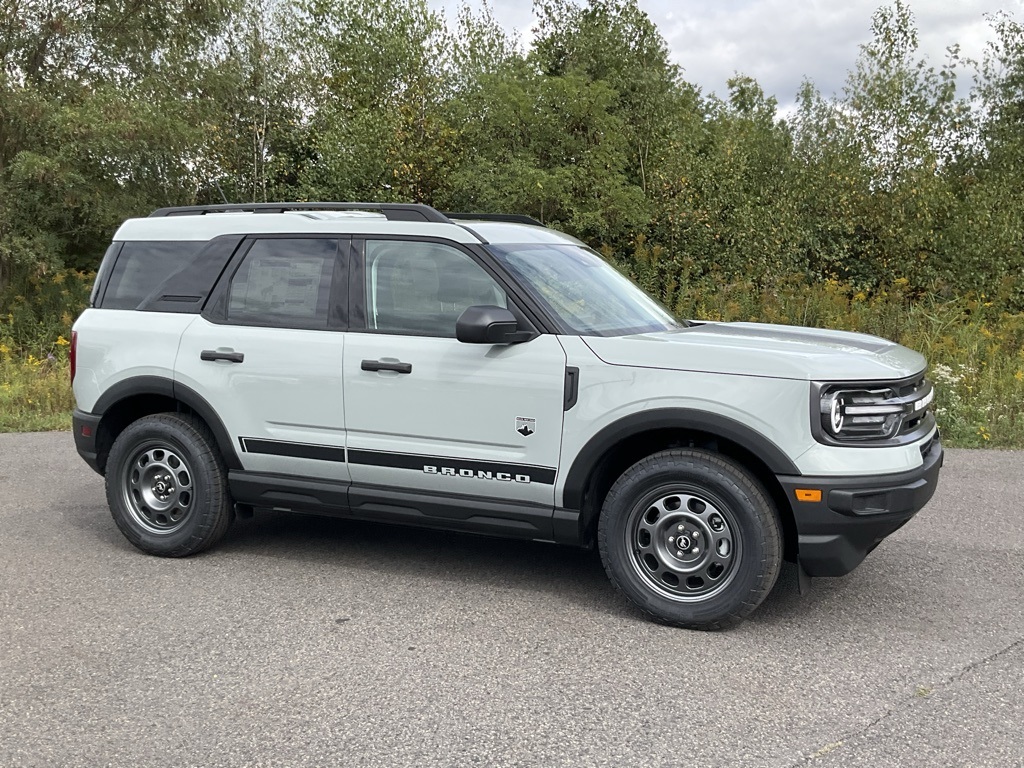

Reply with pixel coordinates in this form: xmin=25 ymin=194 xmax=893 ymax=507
xmin=240 ymin=438 xmax=347 ymax=463
xmin=237 ymin=439 xmax=557 ymax=485
xmin=348 ymin=448 xmax=556 ymax=485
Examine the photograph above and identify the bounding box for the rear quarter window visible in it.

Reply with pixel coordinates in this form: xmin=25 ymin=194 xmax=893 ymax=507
xmin=100 ymin=241 xmax=204 ymax=310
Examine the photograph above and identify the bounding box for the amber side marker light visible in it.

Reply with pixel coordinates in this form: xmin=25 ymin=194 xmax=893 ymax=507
xmin=795 ymin=489 xmax=823 ymax=503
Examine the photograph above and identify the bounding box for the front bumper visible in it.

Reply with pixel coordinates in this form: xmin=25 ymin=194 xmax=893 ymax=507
xmin=72 ymin=409 xmax=104 ymax=475
xmin=777 ymin=434 xmax=944 ymax=577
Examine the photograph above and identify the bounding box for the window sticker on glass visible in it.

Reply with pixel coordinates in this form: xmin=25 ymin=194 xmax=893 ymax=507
xmin=241 ymin=256 xmax=323 ymax=317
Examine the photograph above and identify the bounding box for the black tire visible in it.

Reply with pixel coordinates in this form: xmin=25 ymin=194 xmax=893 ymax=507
xmin=598 ymin=449 xmax=782 ymax=630
xmin=105 ymin=413 xmax=234 ymax=557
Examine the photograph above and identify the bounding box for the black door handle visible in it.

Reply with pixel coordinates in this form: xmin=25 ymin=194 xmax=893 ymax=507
xmin=361 ymin=359 xmax=412 ymax=374
xmin=201 ymin=349 xmax=245 ymax=363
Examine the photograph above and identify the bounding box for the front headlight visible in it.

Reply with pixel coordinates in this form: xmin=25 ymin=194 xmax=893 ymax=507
xmin=816 ymin=376 xmax=934 ymax=443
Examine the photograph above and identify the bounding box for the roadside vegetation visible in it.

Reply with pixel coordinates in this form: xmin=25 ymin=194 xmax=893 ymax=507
xmin=2 ymin=0 xmax=1023 ymax=445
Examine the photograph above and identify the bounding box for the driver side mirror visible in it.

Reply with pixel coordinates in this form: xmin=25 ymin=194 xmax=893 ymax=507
xmin=456 ymin=305 xmax=532 ymax=344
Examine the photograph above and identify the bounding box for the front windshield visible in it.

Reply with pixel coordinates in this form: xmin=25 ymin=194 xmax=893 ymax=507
xmin=488 ymin=243 xmax=681 ymax=337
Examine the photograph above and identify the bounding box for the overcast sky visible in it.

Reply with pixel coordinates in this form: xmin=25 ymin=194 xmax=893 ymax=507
xmin=429 ymin=0 xmax=1024 ymax=107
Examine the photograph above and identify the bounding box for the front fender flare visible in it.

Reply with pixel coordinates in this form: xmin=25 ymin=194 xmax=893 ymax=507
xmin=560 ymin=407 xmax=801 ymax=511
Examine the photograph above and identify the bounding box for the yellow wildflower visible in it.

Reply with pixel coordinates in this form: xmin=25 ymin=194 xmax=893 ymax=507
xmin=55 ymin=336 xmax=70 ymax=346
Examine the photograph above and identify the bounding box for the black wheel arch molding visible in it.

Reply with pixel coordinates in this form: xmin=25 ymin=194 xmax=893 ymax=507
xmin=562 ymin=408 xmax=802 ymax=511
xmin=78 ymin=375 xmax=242 ymax=474
xmin=559 ymin=408 xmax=802 ymax=550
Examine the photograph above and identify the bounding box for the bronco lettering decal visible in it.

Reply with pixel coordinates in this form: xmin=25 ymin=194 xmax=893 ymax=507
xmin=349 ymin=448 xmax=555 ymax=485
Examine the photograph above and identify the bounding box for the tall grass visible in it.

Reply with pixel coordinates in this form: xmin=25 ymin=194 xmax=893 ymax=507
xmin=0 ymin=352 xmax=74 ymax=431
xmin=668 ymin=273 xmax=1024 ymax=447
xmin=1 ymin=269 xmax=91 ymax=432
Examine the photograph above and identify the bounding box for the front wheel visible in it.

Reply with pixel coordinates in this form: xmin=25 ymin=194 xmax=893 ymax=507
xmin=105 ymin=413 xmax=234 ymax=557
xmin=598 ymin=449 xmax=782 ymax=630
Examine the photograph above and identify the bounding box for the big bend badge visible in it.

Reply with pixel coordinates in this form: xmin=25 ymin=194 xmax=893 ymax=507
xmin=515 ymin=416 xmax=536 ymax=437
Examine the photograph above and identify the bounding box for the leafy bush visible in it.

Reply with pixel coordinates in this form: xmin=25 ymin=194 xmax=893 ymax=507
xmin=0 ymin=269 xmax=93 ymax=357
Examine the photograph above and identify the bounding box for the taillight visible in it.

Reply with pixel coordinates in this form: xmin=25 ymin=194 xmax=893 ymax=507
xmin=70 ymin=330 xmax=77 ymax=384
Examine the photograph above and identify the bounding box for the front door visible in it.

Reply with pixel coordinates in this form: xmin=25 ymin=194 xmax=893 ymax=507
xmin=343 ymin=238 xmax=567 ymax=517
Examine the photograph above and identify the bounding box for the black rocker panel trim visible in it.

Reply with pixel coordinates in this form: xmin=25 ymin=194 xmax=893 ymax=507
xmin=239 ymin=437 xmax=347 ymax=463
xmin=561 ymin=408 xmax=802 ymax=510
xmin=348 ymin=484 xmax=553 ymax=540
xmin=226 ymin=471 xmax=557 ymax=540
xmin=348 ymin=448 xmax=556 ymax=485
xmin=90 ymin=376 xmax=243 ymax=471
xmin=229 ymin=471 xmax=350 ymax=516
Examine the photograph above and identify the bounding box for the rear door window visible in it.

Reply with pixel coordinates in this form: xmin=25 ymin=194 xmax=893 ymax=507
xmin=225 ymin=238 xmax=340 ymax=329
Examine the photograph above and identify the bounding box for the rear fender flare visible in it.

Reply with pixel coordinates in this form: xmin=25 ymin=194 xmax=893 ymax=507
xmin=92 ymin=376 xmax=241 ymax=470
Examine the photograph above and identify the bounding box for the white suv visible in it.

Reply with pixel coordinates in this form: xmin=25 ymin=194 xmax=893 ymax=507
xmin=71 ymin=202 xmax=943 ymax=629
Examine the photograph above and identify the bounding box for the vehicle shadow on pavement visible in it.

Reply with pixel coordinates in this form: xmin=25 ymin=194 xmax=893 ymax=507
xmin=218 ymin=510 xmax=832 ymax=626
xmin=61 ymin=493 xmax=896 ymax=630
xmin=225 ymin=510 xmax=622 ymax=607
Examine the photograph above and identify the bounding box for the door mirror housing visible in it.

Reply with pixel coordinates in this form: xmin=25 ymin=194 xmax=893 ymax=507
xmin=456 ymin=305 xmax=532 ymax=344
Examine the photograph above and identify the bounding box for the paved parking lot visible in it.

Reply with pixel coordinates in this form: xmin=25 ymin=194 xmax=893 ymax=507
xmin=1 ymin=432 xmax=1021 ymax=767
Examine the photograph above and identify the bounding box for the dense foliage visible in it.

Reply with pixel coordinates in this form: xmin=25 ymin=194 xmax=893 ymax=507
xmin=1 ymin=0 xmax=1023 ymax=443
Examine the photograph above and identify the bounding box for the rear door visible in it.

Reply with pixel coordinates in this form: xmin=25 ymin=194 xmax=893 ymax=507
xmin=175 ymin=235 xmax=349 ymax=481
xmin=343 ymin=238 xmax=567 ymax=517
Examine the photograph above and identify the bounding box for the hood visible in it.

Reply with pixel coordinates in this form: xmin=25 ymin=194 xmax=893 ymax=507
xmin=582 ymin=322 xmax=926 ymax=381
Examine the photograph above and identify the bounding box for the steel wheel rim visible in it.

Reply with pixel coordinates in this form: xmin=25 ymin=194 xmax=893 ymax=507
xmin=120 ymin=441 xmax=195 ymax=535
xmin=625 ymin=486 xmax=741 ymax=602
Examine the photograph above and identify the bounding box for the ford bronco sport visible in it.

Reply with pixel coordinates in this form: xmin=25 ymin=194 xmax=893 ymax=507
xmin=71 ymin=202 xmax=943 ymax=629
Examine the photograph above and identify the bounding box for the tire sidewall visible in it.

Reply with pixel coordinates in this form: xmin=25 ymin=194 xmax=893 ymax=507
xmin=599 ymin=451 xmax=781 ymax=628
xmin=106 ymin=415 xmax=227 ymax=556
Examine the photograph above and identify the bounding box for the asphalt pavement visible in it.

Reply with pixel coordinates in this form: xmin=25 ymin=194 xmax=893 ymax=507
xmin=1 ymin=432 xmax=1021 ymax=767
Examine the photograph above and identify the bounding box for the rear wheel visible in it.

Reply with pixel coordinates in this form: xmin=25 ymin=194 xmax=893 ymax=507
xmin=106 ymin=413 xmax=234 ymax=557
xmin=598 ymin=449 xmax=782 ymax=630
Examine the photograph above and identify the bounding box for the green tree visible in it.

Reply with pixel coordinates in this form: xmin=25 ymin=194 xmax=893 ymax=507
xmin=200 ymin=0 xmax=308 ymax=203
xmin=531 ymin=0 xmax=684 ymax=195
xmin=645 ymin=77 xmax=804 ymax=302
xmin=941 ymin=12 xmax=1024 ymax=307
xmin=0 ymin=0 xmax=242 ymax=288
xmin=290 ymin=0 xmax=455 ymax=203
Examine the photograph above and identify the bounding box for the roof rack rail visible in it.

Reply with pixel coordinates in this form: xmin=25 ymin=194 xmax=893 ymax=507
xmin=147 ymin=202 xmax=451 ymax=223
xmin=444 ymin=212 xmax=545 ymax=227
